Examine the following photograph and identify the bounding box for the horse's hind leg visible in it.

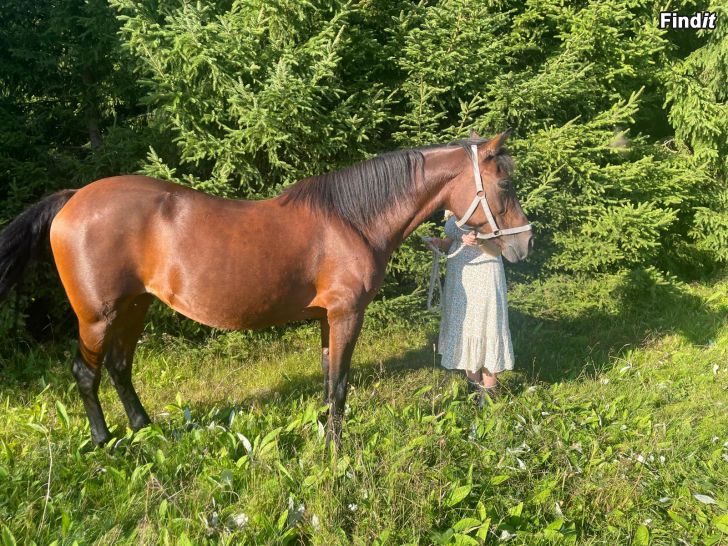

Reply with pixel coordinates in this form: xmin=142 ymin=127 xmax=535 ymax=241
xmin=105 ymin=294 xmax=153 ymax=432
xmin=74 ymin=321 xmax=112 ymax=445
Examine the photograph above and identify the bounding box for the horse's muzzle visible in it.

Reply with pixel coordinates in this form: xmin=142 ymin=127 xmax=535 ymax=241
xmin=501 ymin=231 xmax=533 ymax=263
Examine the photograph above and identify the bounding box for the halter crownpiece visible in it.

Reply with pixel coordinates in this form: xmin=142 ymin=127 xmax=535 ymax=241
xmin=455 ymin=145 xmax=532 ymax=240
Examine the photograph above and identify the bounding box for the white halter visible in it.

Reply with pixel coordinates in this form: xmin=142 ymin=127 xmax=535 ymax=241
xmin=455 ymin=145 xmax=532 ymax=240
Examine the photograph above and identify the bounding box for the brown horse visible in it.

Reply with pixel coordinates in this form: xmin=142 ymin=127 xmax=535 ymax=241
xmin=0 ymin=130 xmax=532 ymax=446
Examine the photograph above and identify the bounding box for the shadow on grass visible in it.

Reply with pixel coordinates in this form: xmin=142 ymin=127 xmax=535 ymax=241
xmin=188 ymin=268 xmax=728 ymax=416
xmin=183 ymin=340 xmax=444 ymax=423
xmin=508 ymin=269 xmax=727 ymax=384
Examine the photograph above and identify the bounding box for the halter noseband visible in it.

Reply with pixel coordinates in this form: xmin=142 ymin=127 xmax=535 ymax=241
xmin=455 ymin=145 xmax=532 ymax=240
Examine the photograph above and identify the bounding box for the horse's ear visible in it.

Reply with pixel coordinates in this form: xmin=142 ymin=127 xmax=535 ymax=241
xmin=481 ymin=128 xmax=512 ymax=154
xmin=469 ymin=128 xmax=481 ymax=139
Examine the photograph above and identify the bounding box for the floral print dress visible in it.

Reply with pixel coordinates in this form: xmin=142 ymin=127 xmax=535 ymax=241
xmin=437 ymin=216 xmax=515 ymax=374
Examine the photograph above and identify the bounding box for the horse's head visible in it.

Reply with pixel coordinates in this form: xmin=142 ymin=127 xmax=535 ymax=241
xmin=446 ymin=130 xmax=533 ymax=263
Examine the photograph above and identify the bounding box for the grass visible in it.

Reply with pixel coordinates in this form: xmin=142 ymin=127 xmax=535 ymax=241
xmin=0 ymin=269 xmax=727 ymax=545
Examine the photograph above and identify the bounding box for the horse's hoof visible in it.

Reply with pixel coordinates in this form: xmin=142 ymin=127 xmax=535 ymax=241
xmin=131 ymin=419 xmax=152 ymax=432
xmin=93 ymin=434 xmax=113 ymax=447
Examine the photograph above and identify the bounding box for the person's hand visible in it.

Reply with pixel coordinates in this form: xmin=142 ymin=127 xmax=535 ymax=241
xmin=462 ymin=231 xmax=478 ymax=246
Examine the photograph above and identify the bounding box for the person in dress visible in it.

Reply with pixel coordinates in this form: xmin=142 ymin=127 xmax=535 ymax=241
xmin=426 ymin=211 xmax=515 ymax=402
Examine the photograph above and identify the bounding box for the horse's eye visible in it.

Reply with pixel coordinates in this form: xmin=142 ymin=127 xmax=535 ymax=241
xmin=498 ymin=180 xmax=512 ymax=192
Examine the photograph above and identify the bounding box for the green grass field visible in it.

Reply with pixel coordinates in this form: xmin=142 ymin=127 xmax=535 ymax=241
xmin=1 ymin=271 xmax=727 ymax=545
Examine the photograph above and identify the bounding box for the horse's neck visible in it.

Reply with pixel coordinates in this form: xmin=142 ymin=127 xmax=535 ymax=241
xmin=388 ymin=188 xmax=448 ymax=248
xmin=372 ymin=152 xmax=460 ymax=254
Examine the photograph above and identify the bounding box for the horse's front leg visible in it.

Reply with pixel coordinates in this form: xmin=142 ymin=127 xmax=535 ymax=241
xmin=325 ymin=308 xmax=364 ymax=451
xmin=320 ymin=318 xmax=330 ymax=404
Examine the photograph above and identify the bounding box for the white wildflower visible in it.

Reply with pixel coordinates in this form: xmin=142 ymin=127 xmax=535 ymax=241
xmin=499 ymin=530 xmax=515 ymax=541
xmin=311 ymin=514 xmax=320 ymax=529
xmin=287 ymin=497 xmax=305 ymax=527
xmin=231 ymin=513 xmax=249 ymax=528
xmin=348 ymin=503 xmax=358 ymax=512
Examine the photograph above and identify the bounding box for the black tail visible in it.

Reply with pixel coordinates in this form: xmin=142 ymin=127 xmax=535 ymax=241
xmin=0 ymin=190 xmax=78 ymax=303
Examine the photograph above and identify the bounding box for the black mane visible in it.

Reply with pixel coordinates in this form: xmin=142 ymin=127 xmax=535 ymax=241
xmin=280 ymin=138 xmax=512 ymax=240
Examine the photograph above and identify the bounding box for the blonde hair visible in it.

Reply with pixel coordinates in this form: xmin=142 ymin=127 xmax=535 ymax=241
xmin=444 ymin=210 xmax=454 ymax=220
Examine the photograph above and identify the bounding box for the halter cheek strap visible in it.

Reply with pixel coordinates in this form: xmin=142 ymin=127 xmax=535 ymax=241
xmin=455 ymin=145 xmax=532 ymax=240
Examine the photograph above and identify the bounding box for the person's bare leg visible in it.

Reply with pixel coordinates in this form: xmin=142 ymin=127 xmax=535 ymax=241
xmin=465 ymin=369 xmax=482 ymax=384
xmin=465 ymin=368 xmax=499 ymax=407
xmin=466 ymin=369 xmax=497 ymax=389
xmin=481 ymin=369 xmax=497 ymax=389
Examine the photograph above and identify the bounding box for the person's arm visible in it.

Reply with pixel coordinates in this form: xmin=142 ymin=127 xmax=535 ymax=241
xmin=444 ymin=216 xmax=478 ymax=246
xmin=443 ymin=216 xmax=461 ymax=242
xmin=426 ymin=218 xmax=478 ymax=251
xmin=424 ymin=236 xmax=453 ymax=252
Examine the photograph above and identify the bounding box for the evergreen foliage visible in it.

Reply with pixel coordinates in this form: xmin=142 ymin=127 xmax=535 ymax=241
xmin=663 ymin=3 xmax=728 ymax=261
xmin=112 ymin=0 xmax=398 ymax=196
xmin=0 ymin=0 xmax=145 ymax=209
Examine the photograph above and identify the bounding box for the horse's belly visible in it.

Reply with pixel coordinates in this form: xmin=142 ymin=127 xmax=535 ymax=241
xmin=152 ymin=281 xmax=323 ymax=331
